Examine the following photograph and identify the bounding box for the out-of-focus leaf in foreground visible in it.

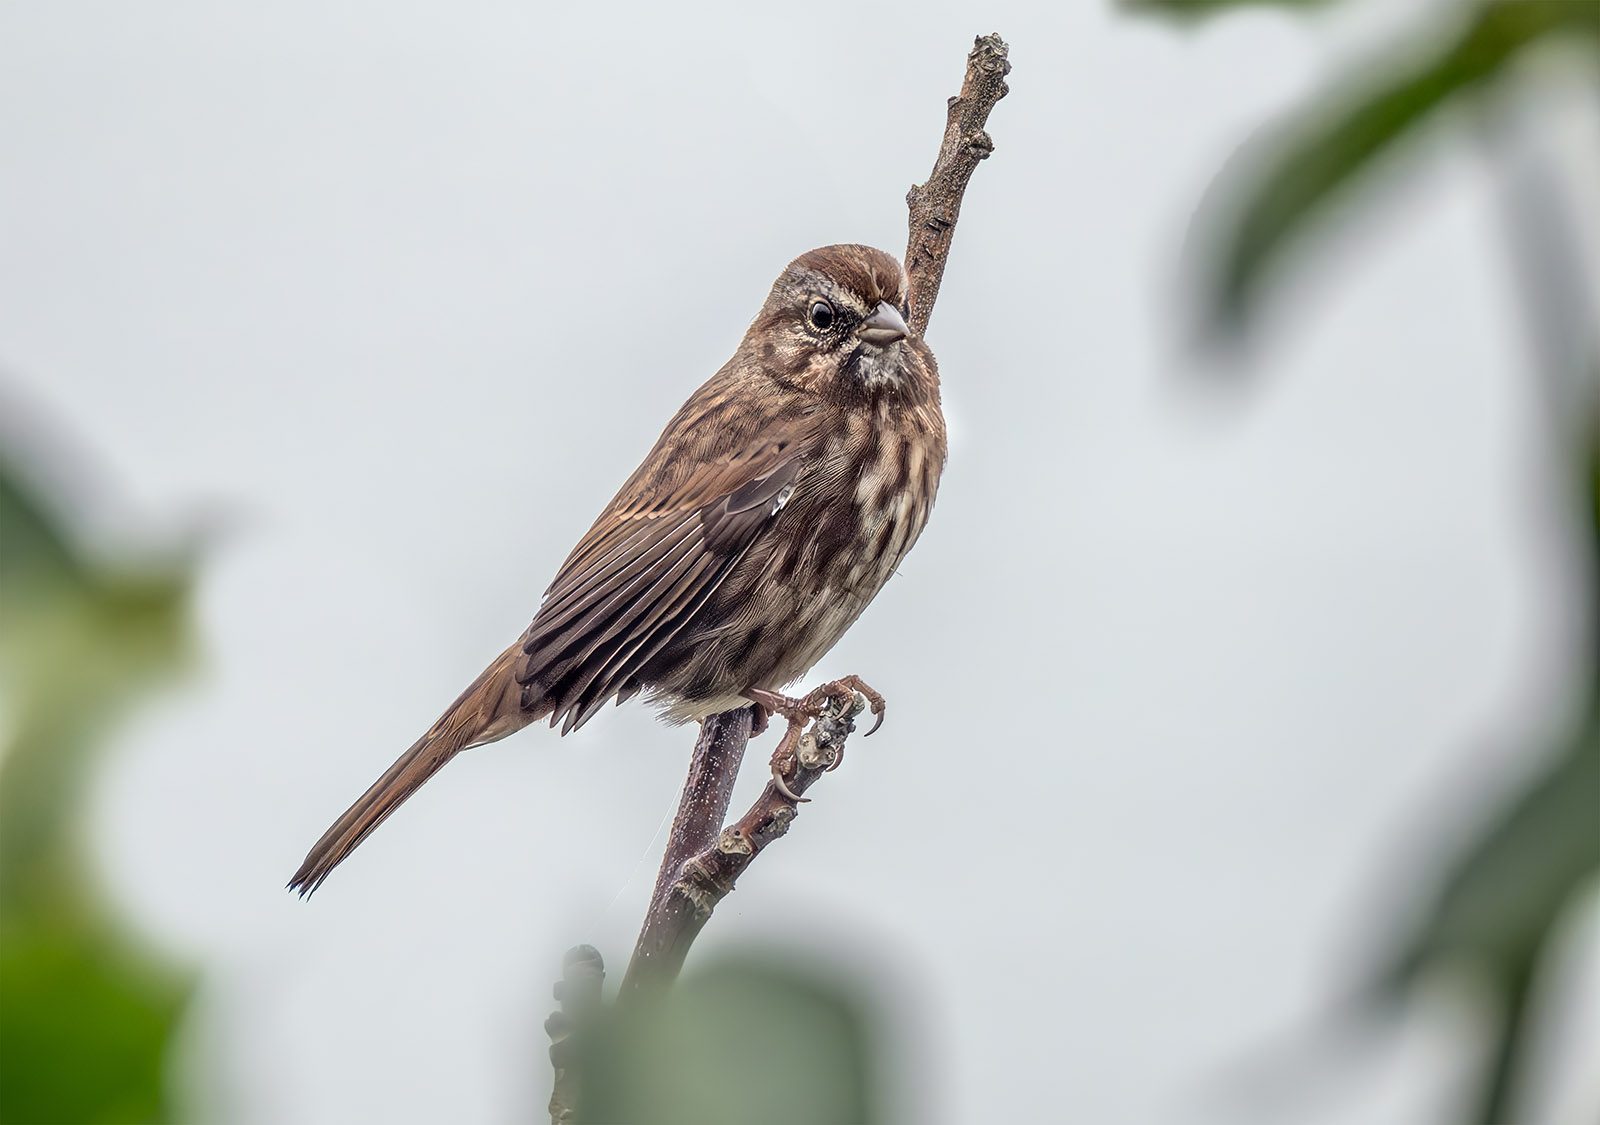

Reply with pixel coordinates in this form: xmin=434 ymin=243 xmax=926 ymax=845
xmin=576 ymin=955 xmax=882 ymax=1125
xmin=1130 ymin=0 xmax=1600 ymax=1118
xmin=1166 ymin=0 xmax=1599 ymax=338
xmin=1120 ymin=0 xmax=1336 ymax=18
xmin=0 ymin=420 xmax=199 ymax=1124
xmin=1379 ymin=724 xmax=1599 ymax=1000
xmin=1374 ymin=719 xmax=1599 ymax=1123
xmin=1364 ymin=440 xmax=1600 ymax=1124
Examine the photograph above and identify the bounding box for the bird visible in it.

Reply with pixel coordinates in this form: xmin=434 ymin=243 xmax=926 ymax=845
xmin=289 ymin=244 xmax=947 ymax=896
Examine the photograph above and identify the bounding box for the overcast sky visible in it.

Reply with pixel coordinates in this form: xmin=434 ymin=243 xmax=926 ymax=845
xmin=2 ymin=1 xmax=1597 ymax=1122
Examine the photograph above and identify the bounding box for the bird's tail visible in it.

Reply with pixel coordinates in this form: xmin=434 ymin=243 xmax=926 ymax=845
xmin=289 ymin=642 xmax=532 ymax=896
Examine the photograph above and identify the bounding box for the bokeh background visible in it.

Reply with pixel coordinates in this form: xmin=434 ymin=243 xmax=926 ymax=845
xmin=2 ymin=0 xmax=1597 ymax=1122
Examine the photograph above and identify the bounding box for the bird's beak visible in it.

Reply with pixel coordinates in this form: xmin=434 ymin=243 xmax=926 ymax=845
xmin=857 ymin=301 xmax=910 ymax=347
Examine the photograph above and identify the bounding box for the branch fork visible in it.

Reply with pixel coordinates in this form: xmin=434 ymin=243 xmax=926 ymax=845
xmin=621 ymin=688 xmax=865 ymax=996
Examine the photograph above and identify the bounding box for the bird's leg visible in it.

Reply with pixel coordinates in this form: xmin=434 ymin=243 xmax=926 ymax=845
xmin=742 ymin=691 xmax=806 ymax=806
xmin=748 ymin=701 xmax=772 ymax=738
xmin=744 ymin=688 xmax=810 ymax=727
xmin=769 ymin=718 xmax=811 ymax=804
xmin=745 ymin=689 xmax=810 ymax=802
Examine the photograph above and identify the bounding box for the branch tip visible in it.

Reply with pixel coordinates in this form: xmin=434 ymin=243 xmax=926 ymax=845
xmin=904 ymin=31 xmax=1011 ymax=337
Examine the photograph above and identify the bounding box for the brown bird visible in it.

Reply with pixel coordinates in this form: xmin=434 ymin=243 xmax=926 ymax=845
xmin=289 ymin=244 xmax=946 ymax=895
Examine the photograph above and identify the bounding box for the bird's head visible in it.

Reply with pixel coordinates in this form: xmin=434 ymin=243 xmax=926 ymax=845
xmin=748 ymin=244 xmax=919 ymax=397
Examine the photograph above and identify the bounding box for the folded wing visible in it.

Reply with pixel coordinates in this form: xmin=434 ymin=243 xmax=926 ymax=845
xmin=516 ymin=417 xmax=811 ymax=733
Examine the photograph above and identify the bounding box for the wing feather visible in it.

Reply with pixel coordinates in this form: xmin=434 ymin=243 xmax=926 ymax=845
xmin=557 ymin=551 xmax=725 ymax=733
xmin=514 ymin=398 xmax=811 ymax=733
xmin=537 ymin=523 xmax=708 ymax=707
xmin=553 ymin=461 xmax=803 ymax=726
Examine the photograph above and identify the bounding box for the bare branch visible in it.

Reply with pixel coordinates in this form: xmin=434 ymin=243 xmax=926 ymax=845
xmin=619 ymin=691 xmax=865 ymax=997
xmin=905 ymin=33 xmax=1012 ymax=338
xmin=546 ymin=944 xmax=605 ymax=1124
xmin=620 ymin=706 xmax=753 ymax=994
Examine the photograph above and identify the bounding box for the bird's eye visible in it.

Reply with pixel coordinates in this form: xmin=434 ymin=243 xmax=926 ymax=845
xmin=808 ymin=300 xmax=834 ymax=331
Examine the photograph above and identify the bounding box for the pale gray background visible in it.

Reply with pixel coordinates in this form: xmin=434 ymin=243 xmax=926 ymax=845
xmin=2 ymin=1 xmax=1597 ymax=1122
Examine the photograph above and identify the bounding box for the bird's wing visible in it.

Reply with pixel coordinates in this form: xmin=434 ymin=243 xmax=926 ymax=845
xmin=516 ymin=386 xmax=819 ymax=733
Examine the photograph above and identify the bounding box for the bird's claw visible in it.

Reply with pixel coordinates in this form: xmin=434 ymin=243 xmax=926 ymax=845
xmin=821 ymin=674 xmax=885 ymax=737
xmin=769 ymin=760 xmax=810 ymax=803
xmin=863 ymin=702 xmax=885 ymax=737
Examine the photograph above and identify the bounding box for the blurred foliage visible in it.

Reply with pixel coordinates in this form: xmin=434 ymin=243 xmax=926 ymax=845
xmin=1167 ymin=0 xmax=1599 ymax=336
xmin=575 ymin=955 xmax=882 ymax=1125
xmin=1385 ymin=717 xmax=1598 ymax=997
xmin=0 ymin=428 xmax=199 ymax=1124
xmin=1369 ymin=441 xmax=1600 ymax=1122
xmin=1122 ymin=0 xmax=1337 ymax=17
xmin=1134 ymin=1 xmax=1600 ymax=1122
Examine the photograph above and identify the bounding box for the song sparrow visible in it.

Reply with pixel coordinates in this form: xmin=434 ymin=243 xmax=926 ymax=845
xmin=290 ymin=244 xmax=947 ymax=895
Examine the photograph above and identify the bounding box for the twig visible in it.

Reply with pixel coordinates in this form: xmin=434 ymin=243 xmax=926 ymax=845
xmin=545 ymin=944 xmax=605 ymax=1124
xmin=904 ymin=33 xmax=1011 ymax=338
xmin=620 ymin=706 xmax=754 ymax=994
xmin=619 ymin=691 xmax=865 ymax=997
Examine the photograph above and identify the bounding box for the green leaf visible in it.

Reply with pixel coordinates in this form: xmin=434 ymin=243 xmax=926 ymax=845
xmin=577 ymin=955 xmax=883 ymax=1125
xmin=1380 ymin=724 xmax=1600 ymax=992
xmin=0 ymin=924 xmax=194 ymax=1125
xmin=1364 ymin=430 xmax=1600 ymax=1123
xmin=0 ymin=421 xmax=200 ymax=1125
xmin=1365 ymin=720 xmax=1599 ymax=1125
xmin=1192 ymin=0 xmax=1600 ymax=336
xmin=0 ymin=460 xmax=82 ymax=589
xmin=0 ymin=452 xmax=194 ymax=919
xmin=1121 ymin=0 xmax=1335 ymax=16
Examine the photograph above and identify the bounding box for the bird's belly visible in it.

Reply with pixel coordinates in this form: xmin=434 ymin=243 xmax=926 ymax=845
xmin=649 ymin=427 xmax=941 ymax=722
xmin=764 ymin=500 xmax=923 ymax=678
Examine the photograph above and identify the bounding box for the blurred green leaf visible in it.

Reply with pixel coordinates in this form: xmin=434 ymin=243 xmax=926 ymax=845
xmin=577 ymin=955 xmax=882 ymax=1125
xmin=1141 ymin=0 xmax=1600 ymax=1118
xmin=1122 ymin=0 xmax=1336 ymax=16
xmin=0 ymin=430 xmax=199 ymax=1125
xmin=1369 ymin=717 xmax=1599 ymax=1125
xmin=1192 ymin=0 xmax=1599 ymax=335
xmin=1382 ymin=722 xmax=1599 ymax=992
xmin=0 ymin=457 xmax=194 ymax=919
xmin=0 ymin=465 xmax=81 ymax=589
xmin=1364 ymin=434 xmax=1600 ymax=1123
xmin=0 ymin=926 xmax=191 ymax=1125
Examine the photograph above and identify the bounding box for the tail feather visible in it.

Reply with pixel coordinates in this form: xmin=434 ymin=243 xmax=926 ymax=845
xmin=289 ymin=643 xmax=532 ymax=896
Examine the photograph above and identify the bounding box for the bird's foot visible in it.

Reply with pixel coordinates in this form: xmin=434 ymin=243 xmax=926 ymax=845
xmin=820 ymin=675 xmax=885 ymax=738
xmin=747 ymin=676 xmax=885 ymax=736
xmin=745 ymin=677 xmax=884 ymax=800
xmin=748 ymin=677 xmax=885 ymax=740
